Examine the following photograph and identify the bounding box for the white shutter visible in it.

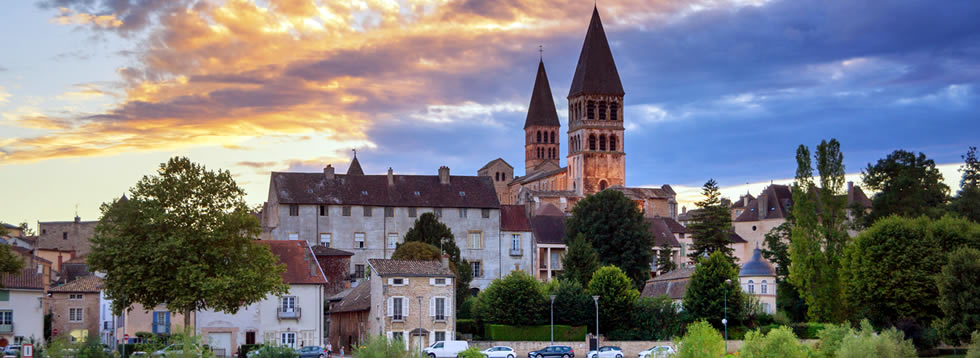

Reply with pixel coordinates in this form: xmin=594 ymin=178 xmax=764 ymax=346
xmin=387 ymin=297 xmax=393 ymax=316
xmin=387 ymin=278 xmax=394 ymax=285
xmin=429 ymin=297 xmax=435 ymax=317
xmin=445 ymin=296 xmax=452 ymax=318
xmin=429 ymin=278 xmax=436 ymax=286
xmin=386 ymin=331 xmax=393 ymax=340
xmin=402 ymin=297 xmax=409 ymax=316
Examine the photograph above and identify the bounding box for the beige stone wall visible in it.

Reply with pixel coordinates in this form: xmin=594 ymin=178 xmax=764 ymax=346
xmin=470 ymin=341 xmax=588 ymax=357
xmin=732 ymin=218 xmax=786 ymax=262
xmin=50 ymin=292 xmax=100 ymax=341
xmin=371 ymin=274 xmax=455 ymax=347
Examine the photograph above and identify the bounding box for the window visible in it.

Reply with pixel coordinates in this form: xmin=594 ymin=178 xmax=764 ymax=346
xmin=0 ymin=311 xmax=11 ymax=325
xmin=387 ymin=233 xmax=398 ymax=249
xmin=392 ymin=297 xmax=404 ymax=321
xmin=280 ymin=332 xmax=296 ymax=349
xmin=281 ymin=296 xmax=296 ymax=312
xmin=408 ymin=207 xmax=417 ymax=217
xmin=246 ymin=332 xmax=255 ymax=345
xmin=481 ymin=208 xmax=491 ymax=218
xmin=609 ymin=135 xmax=617 ymax=151
xmin=70 ymin=294 xmax=83 ymax=300
xmin=390 ymin=278 xmax=406 ymax=286
xmin=63 ymin=232 xmax=68 ymax=240
xmin=319 ymin=205 xmax=327 ymax=216
xmin=354 ymin=233 xmax=365 ymax=249
xmin=551 ymin=252 xmax=559 ymax=269
xmin=536 ymin=131 xmax=542 ymax=143
xmin=432 ymin=278 xmax=447 ymax=286
xmin=458 ymin=208 xmax=467 ymax=218
xmin=599 ymin=180 xmax=608 ymax=191
xmin=761 ymin=280 xmax=768 ymax=294
xmin=434 ymin=297 xmax=447 ymax=321
xmin=434 ymin=208 xmax=442 ymax=217
xmin=589 ymin=135 xmax=596 ymax=150
xmin=287 ymin=232 xmax=299 ymax=241
xmin=599 ymin=134 xmax=606 ymax=151
xmin=587 ymin=100 xmax=595 ymax=119
xmin=610 ymin=102 xmax=618 ymax=120
xmin=748 ymin=280 xmax=755 ymax=294
xmin=354 ymin=264 xmax=365 ymax=279
xmin=511 ymin=234 xmax=521 ymax=251
xmin=319 ymin=233 xmax=332 ymax=247
xmin=342 ymin=206 xmax=351 ymax=216
xmin=434 ymin=331 xmax=446 ymax=342
xmin=69 ymin=308 xmax=83 ymax=322
xmin=598 ymin=101 xmax=606 ymax=120
xmin=550 ymin=131 xmax=556 ymax=143
xmin=762 ymin=302 xmax=771 ymax=313
xmin=391 ymin=332 xmax=404 ymax=342
xmin=288 ymin=205 xmax=299 ymax=216
xmin=471 ymin=261 xmax=483 ymax=277
xmin=468 ymin=232 xmax=483 ymax=249
xmin=363 ymin=206 xmax=372 ymax=217
xmin=384 ymin=207 xmax=394 ymax=217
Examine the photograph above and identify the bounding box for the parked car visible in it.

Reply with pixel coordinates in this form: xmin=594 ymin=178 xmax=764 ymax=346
xmin=152 ymin=344 xmax=203 ymax=357
xmin=637 ymin=346 xmax=674 ymax=358
xmin=480 ymin=346 xmax=516 ymax=358
xmin=423 ymin=341 xmax=469 ymax=358
xmin=527 ymin=345 xmax=574 ymax=358
xmin=586 ymin=346 xmax=622 ymax=358
xmin=298 ymin=345 xmax=329 ymax=358
xmin=2 ymin=346 xmax=20 ymax=358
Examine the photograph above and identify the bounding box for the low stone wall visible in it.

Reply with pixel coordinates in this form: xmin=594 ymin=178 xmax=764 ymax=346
xmin=473 ymin=339 xmax=818 ymax=356
xmin=469 ymin=341 xmax=588 ymax=357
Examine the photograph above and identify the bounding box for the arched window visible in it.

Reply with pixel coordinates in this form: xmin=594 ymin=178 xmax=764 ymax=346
xmin=536 ymin=131 xmax=542 ymax=143
xmin=599 ymin=180 xmax=608 ymax=191
xmin=587 ymin=101 xmax=595 ymax=120
xmin=609 ymin=135 xmax=617 ymax=151
xmin=748 ymin=280 xmax=755 ymax=294
xmin=599 ymin=134 xmax=607 ymax=151
xmin=761 ymin=280 xmax=768 ymax=294
xmin=610 ymin=102 xmax=618 ymax=121
xmin=589 ymin=135 xmax=596 ymax=150
xmin=550 ymin=131 xmax=555 ymax=144
xmin=598 ymin=101 xmax=607 ymax=120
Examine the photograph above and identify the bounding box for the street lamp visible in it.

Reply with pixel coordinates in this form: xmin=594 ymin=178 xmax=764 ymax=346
xmin=549 ymin=295 xmax=556 ymax=345
xmin=723 ymin=279 xmax=731 ymax=354
xmin=417 ymin=296 xmax=423 ymax=353
xmin=592 ymin=295 xmax=600 ymax=350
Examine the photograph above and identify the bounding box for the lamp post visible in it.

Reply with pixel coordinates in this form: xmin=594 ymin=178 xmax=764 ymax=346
xmin=723 ymin=279 xmax=731 ymax=354
xmin=592 ymin=295 xmax=600 ymax=350
xmin=417 ymin=296 xmax=423 ymax=353
xmin=549 ymin=295 xmax=556 ymax=345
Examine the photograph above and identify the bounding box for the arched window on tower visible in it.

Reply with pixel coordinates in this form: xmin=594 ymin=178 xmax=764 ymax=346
xmin=550 ymin=131 xmax=555 ymax=144
xmin=599 ymin=134 xmax=607 ymax=151
xmin=599 ymin=180 xmax=608 ymax=191
xmin=610 ymin=102 xmax=619 ymax=121
xmin=609 ymin=135 xmax=617 ymax=152
xmin=495 ymin=172 xmax=500 ymax=181
xmin=587 ymin=101 xmax=595 ymax=120
xmin=589 ymin=135 xmax=596 ymax=150
xmin=598 ymin=101 xmax=607 ymax=120
xmin=536 ymin=131 xmax=542 ymax=143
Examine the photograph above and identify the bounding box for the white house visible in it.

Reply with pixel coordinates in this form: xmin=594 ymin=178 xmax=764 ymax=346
xmin=196 ymin=240 xmax=326 ymax=357
xmin=0 ymin=268 xmax=46 ymax=346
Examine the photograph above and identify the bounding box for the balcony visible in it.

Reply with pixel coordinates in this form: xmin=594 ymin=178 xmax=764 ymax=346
xmin=278 ymin=307 xmax=302 ymax=320
xmin=509 ymin=248 xmax=523 ymax=256
xmin=0 ymin=323 xmax=12 ymax=333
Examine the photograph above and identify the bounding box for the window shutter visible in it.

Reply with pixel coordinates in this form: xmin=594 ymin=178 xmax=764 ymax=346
xmin=429 ymin=297 xmax=435 ymax=317
xmin=429 ymin=278 xmax=435 ymax=286
xmin=165 ymin=312 xmax=171 ymax=333
xmin=387 ymin=278 xmax=393 ymax=285
xmin=445 ymin=297 xmax=452 ymax=317
xmin=152 ymin=311 xmax=158 ymax=333
xmin=387 ymin=297 xmax=393 ymax=316
xmin=403 ymin=297 xmax=409 ymax=316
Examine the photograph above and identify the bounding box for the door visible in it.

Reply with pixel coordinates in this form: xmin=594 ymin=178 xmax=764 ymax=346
xmin=409 ymin=334 xmax=425 ymax=355
xmin=208 ymin=332 xmax=232 ymax=358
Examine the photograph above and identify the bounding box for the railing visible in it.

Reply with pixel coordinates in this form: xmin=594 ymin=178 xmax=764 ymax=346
xmin=509 ymin=248 xmax=523 ymax=256
xmin=277 ymin=307 xmax=302 ymax=319
xmin=0 ymin=323 xmax=12 ymax=333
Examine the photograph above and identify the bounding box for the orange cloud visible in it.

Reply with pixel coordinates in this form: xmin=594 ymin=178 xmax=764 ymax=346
xmin=52 ymin=7 xmax=123 ymax=28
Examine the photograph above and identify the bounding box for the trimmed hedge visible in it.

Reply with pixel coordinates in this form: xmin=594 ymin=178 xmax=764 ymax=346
xmin=239 ymin=344 xmax=263 ymax=358
xmin=484 ymin=324 xmax=586 ymax=341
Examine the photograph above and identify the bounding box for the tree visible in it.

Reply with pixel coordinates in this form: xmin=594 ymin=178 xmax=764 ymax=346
xmin=683 ymin=251 xmax=743 ymax=331
xmin=608 ymin=295 xmax=683 ymax=340
xmin=587 ymin=265 xmax=640 ymax=334
xmin=0 ymin=224 xmax=7 ymax=236
xmin=566 ymin=190 xmax=653 ymax=288
xmin=18 ymin=222 xmax=34 ymax=236
xmin=559 ymin=233 xmax=600 ymax=287
xmin=761 ymin=208 xmax=807 ymax=322
xmin=862 ymin=150 xmax=950 ymax=225
xmin=472 ymin=271 xmax=546 ymax=326
xmin=0 ymin=244 xmax=25 ymax=280
xmin=87 ymin=157 xmax=288 ymax=327
xmin=545 ymin=279 xmax=593 ymax=327
xmin=740 ymin=326 xmax=809 ymax=358
xmin=403 ymin=212 xmax=472 ymax=308
xmin=841 ymin=216 xmax=943 ymax=327
xmin=935 ymin=247 xmax=980 ymax=347
xmin=675 ymin=321 xmax=725 ymax=358
xmin=951 ymin=147 xmax=980 ymax=222
xmin=656 ymin=241 xmax=677 ymax=273
xmin=391 ymin=242 xmax=442 ymax=261
xmin=688 ymin=179 xmax=735 ymax=262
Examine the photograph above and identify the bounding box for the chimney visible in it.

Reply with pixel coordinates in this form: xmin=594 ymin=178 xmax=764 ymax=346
xmin=58 ymin=255 xmax=63 ymax=271
xmin=324 ymin=165 xmax=335 ymax=180
xmin=847 ymin=181 xmax=854 ymax=198
xmin=743 ymin=195 xmax=749 ymax=208
xmin=387 ymin=168 xmax=394 ymax=186
xmin=441 ymin=254 xmax=450 ymax=268
xmin=74 ymin=216 xmax=80 ymax=223
xmin=758 ymin=193 xmax=768 ymax=220
xmin=681 ymin=206 xmax=687 ymax=214
xmin=438 ymin=166 xmax=450 ymax=185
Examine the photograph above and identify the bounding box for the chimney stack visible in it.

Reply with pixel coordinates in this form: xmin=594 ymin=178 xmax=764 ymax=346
xmin=387 ymin=168 xmax=394 ymax=186
xmin=438 ymin=166 xmax=450 ymax=185
xmin=743 ymin=195 xmax=749 ymax=208
xmin=847 ymin=181 xmax=854 ymax=197
xmin=681 ymin=206 xmax=687 ymax=214
xmin=324 ymin=165 xmax=335 ymax=180
xmin=441 ymin=254 xmax=450 ymax=268
xmin=758 ymin=193 xmax=768 ymax=220
xmin=74 ymin=216 xmax=80 ymax=223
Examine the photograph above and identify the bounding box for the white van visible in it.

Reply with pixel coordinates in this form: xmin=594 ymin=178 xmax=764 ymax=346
xmin=423 ymin=340 xmax=469 ymax=358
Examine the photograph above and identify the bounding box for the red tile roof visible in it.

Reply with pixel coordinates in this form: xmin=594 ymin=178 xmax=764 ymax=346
xmin=256 ymin=240 xmax=327 ymax=285
xmin=501 ymin=205 xmax=531 ymax=232
xmin=330 ymin=282 xmax=370 ymax=313
xmin=367 ymin=259 xmax=455 ymax=277
xmin=50 ymin=275 xmax=103 ymax=293
xmin=1 ymin=270 xmax=45 ymax=290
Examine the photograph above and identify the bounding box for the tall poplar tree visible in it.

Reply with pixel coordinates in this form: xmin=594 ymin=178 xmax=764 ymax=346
xmin=559 ymin=233 xmax=601 ymax=288
xmin=688 ymin=179 xmax=735 ymax=263
xmin=656 ymin=242 xmax=677 ymax=273
xmin=950 ymin=146 xmax=980 ymax=222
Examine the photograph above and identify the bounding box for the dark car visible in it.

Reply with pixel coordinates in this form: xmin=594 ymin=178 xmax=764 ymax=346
xmin=528 ymin=346 xmax=574 ymax=358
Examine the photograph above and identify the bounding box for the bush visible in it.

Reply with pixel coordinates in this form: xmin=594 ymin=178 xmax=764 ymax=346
xmin=675 ymin=321 xmax=725 ymax=358
xmin=895 ymin=318 xmax=939 ymax=353
xmin=814 ymin=323 xmax=852 ymax=358
xmin=484 ymin=325 xmax=586 ymax=341
xmin=117 ymin=344 xmax=140 ymax=358
xmin=458 ymin=297 xmax=476 ymax=320
xmin=252 ymin=345 xmax=298 ymax=358
xmin=967 ymin=331 xmax=980 ymax=358
xmin=239 ymin=344 xmax=263 ymax=358
xmin=473 ymin=271 xmax=548 ymax=326
xmin=789 ymin=323 xmax=825 ymax=339
xmin=836 ymin=320 xmax=916 ymax=358
xmin=457 ymin=319 xmax=482 ymax=338
xmin=739 ymin=326 xmax=809 ymax=358
xmin=353 ymin=335 xmax=419 ymax=358
xmin=458 ymin=347 xmax=484 ymax=358
xmin=606 ymin=296 xmax=684 ymax=341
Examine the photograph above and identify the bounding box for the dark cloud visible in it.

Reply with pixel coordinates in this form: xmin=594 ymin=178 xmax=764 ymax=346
xmin=37 ymin=0 xmax=191 ymax=34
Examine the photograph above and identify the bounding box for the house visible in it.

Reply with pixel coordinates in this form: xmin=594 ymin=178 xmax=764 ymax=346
xmin=641 ymin=267 xmax=694 ymax=308
xmin=312 ymin=246 xmax=354 ymax=296
xmin=739 ymin=247 xmax=777 ymax=314
xmin=367 ymin=259 xmax=455 ymax=352
xmin=646 ymin=216 xmax=687 ymax=276
xmin=0 ymin=264 xmax=46 ymax=346
xmin=262 ymin=159 xmax=502 ymax=290
xmin=328 ymin=283 xmax=370 ymax=353
xmin=112 ymin=302 xmax=192 ymax=343
xmin=35 ymin=217 xmax=97 ymax=272
xmin=196 ymin=240 xmax=327 ymax=356
xmin=499 ymin=205 xmax=534 ymax=276
xmin=49 ymin=276 xmax=102 ymax=342
xmin=530 ymin=204 xmax=566 ymax=282
xmin=605 ymin=185 xmax=679 ymax=219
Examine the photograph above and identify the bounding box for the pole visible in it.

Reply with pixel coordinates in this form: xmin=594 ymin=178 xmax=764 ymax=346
xmin=592 ymin=296 xmax=599 ymax=350
xmin=417 ymin=296 xmax=423 ymax=353
xmin=723 ymin=279 xmax=731 ymax=354
xmin=549 ymin=295 xmax=556 ymax=345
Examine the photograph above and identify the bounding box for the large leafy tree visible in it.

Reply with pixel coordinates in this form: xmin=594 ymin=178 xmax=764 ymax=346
xmin=559 ymin=233 xmax=600 ymax=288
xmin=951 ymin=146 xmax=980 ymax=223
xmin=88 ymin=157 xmax=289 ymax=327
xmin=688 ymin=179 xmax=735 ymax=263
xmin=391 ymin=241 xmax=442 ymax=261
xmin=587 ymin=265 xmax=640 ymax=334
xmin=935 ymin=247 xmax=980 ymax=347
xmin=566 ymin=190 xmax=653 ymax=288
xmin=0 ymin=244 xmax=25 ymax=280
xmin=609 ymin=295 xmax=683 ymax=340
xmin=472 ymin=270 xmax=547 ymax=326
xmin=683 ymin=251 xmax=743 ymax=331
xmin=545 ymin=278 xmax=593 ymax=327
xmin=761 ymin=222 xmax=807 ymax=322
xmin=862 ymin=150 xmax=950 ymax=225
xmin=403 ymin=213 xmax=472 ymax=308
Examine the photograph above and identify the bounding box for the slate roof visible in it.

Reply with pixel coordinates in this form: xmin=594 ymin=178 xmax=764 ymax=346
xmin=59 ymin=262 xmax=91 ymax=284
xmin=735 ymin=183 xmax=872 ymax=222
xmin=347 ymin=157 xmax=364 ymax=176
xmin=50 ymin=275 xmax=103 ymax=293
xmin=731 ymin=194 xmax=755 ymax=209
xmin=534 ymin=203 xmax=565 ymax=217
xmin=568 ymin=7 xmax=624 ymax=97
xmin=330 ymin=281 xmax=370 ymax=313
xmin=524 ymin=60 xmax=561 ymax=129
xmin=501 ymin=205 xmax=532 ymax=232
xmin=606 ymin=185 xmax=676 ymax=200
xmin=531 ymin=215 xmax=566 ymax=245
xmin=8 ymin=246 xmax=52 ymax=264
xmin=646 ymin=217 xmax=685 ymax=247
xmin=740 ymin=247 xmax=776 ymax=277
xmin=368 ymin=259 xmax=455 ymax=278
xmin=270 ymin=172 xmax=500 ymax=209
xmin=312 ymin=246 xmax=355 ymax=257
xmin=677 ymin=208 xmax=703 ymax=223
xmin=512 ymin=167 xmax=567 ymax=185
xmin=257 ymin=240 xmax=328 ymax=285
xmin=728 ymin=231 xmax=748 ymax=244
xmin=642 ymin=267 xmax=696 ymax=300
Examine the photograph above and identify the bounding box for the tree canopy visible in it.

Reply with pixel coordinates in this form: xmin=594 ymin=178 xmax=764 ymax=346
xmin=951 ymin=146 xmax=980 ymax=223
xmin=935 ymin=247 xmax=980 ymax=346
xmin=566 ymin=190 xmax=653 ymax=288
xmin=0 ymin=244 xmax=25 ymax=280
xmin=391 ymin=241 xmax=442 ymax=261
xmin=545 ymin=278 xmax=593 ymax=327
xmin=761 ymin=221 xmax=807 ymax=322
xmin=683 ymin=251 xmax=744 ymax=331
xmin=403 ymin=212 xmax=472 ymax=309
xmin=559 ymin=233 xmax=600 ymax=288
xmin=587 ymin=265 xmax=640 ymax=334
xmin=472 ymin=270 xmax=547 ymax=326
xmin=862 ymin=150 xmax=950 ymax=225
xmin=87 ymin=157 xmax=288 ymax=326
xmin=688 ymin=179 xmax=735 ymax=263
xmin=656 ymin=241 xmax=677 ymax=274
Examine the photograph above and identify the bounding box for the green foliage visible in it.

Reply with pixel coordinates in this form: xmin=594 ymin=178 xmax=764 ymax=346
xmin=814 ymin=323 xmax=852 ymax=358
xmin=457 ymin=297 xmax=475 ymax=320
xmin=403 ymin=212 xmax=472 ymax=308
xmin=862 ymin=149 xmax=950 ymax=225
xmin=655 ymin=241 xmax=677 ymax=273
xmin=688 ymin=179 xmax=735 ymax=263
xmin=352 ymin=335 xmax=419 ymax=358
xmin=456 ymin=319 xmax=482 ymax=338
xmin=841 ymin=216 xmax=943 ymax=327
xmin=761 ymin=215 xmax=807 ymax=322
xmin=559 ymin=234 xmax=600 ymax=288
xmin=587 ymin=265 xmax=640 ymax=333
xmin=683 ymin=251 xmax=743 ymax=331
xmin=967 ymin=331 xmax=980 ymax=358
xmin=951 ymin=149 xmax=980 ymax=222
xmin=0 ymin=244 xmax=25 ymax=279
xmin=238 ymin=344 xmax=263 ymax=358
xmin=88 ymin=157 xmax=288 ymax=324
xmin=45 ymin=336 xmax=75 ymax=358
xmin=929 ymin=214 xmax=980 ymax=252
xmin=458 ymin=347 xmax=484 ymax=358
xmin=675 ymin=321 xmax=725 ymax=358
xmin=391 ymin=242 xmax=442 ymax=261
xmin=739 ymin=326 xmax=809 ymax=358
xmin=936 ymin=247 xmax=980 ymax=346
xmin=836 ymin=321 xmax=916 ymax=358
xmin=77 ymin=333 xmax=110 ymax=358
xmin=473 ymin=270 xmax=547 ymax=326
xmin=566 ymin=190 xmax=653 ymax=288
xmin=607 ymin=295 xmax=684 ymax=340
xmin=483 ymin=324 xmax=586 ymax=341
xmin=252 ymin=345 xmax=299 ymax=358
xmin=545 ymin=279 xmax=593 ymax=327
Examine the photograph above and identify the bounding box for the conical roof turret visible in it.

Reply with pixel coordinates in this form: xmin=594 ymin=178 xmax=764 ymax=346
xmin=568 ymin=6 xmax=624 ymax=97
xmin=524 ymin=59 xmax=560 ymax=129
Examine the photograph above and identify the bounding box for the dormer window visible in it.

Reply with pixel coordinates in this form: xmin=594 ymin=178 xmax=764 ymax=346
xmin=413 ymin=191 xmax=421 ymax=196
xmin=459 ymin=191 xmax=466 ymax=197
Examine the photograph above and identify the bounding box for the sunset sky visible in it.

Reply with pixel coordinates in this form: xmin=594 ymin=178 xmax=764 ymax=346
xmin=1 ymin=0 xmax=978 ymax=226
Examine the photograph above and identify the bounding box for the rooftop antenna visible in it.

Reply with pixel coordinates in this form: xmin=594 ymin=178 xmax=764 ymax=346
xmin=352 ymin=148 xmax=357 ymax=159
xmin=539 ymin=45 xmax=543 ymax=61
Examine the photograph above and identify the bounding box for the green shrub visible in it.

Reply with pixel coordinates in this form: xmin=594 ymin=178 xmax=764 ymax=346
xmin=738 ymin=326 xmax=808 ymax=358
xmin=238 ymin=344 xmax=263 ymax=358
xmin=483 ymin=325 xmax=585 ymax=341
xmin=457 ymin=319 xmax=483 ymax=338
xmin=44 ymin=336 xmax=75 ymax=358
xmin=458 ymin=347 xmax=484 ymax=358
xmin=251 ymin=345 xmax=297 ymax=358
xmin=606 ymin=295 xmax=684 ymax=341
xmin=836 ymin=321 xmax=916 ymax=358
xmin=814 ymin=323 xmax=852 ymax=358
xmin=675 ymin=321 xmax=725 ymax=358
xmin=788 ymin=323 xmax=825 ymax=339
xmin=458 ymin=297 xmax=476 ymax=320
xmin=353 ymin=335 xmax=419 ymax=358
xmin=967 ymin=331 xmax=980 ymax=358
xmin=117 ymin=344 xmax=140 ymax=358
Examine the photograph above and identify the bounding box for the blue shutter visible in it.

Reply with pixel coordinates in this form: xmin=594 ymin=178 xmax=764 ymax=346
xmin=152 ymin=312 xmax=159 ymax=334
xmin=165 ymin=312 xmax=171 ymax=334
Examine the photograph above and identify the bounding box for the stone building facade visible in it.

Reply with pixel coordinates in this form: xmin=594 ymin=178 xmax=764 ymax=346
xmin=367 ymin=259 xmax=455 ymax=352
xmin=49 ymin=276 xmax=102 ymax=342
xmin=35 ymin=217 xmax=97 ymax=272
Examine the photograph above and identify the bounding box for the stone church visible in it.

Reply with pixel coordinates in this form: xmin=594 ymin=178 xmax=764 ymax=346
xmin=479 ymin=6 xmax=678 ymax=220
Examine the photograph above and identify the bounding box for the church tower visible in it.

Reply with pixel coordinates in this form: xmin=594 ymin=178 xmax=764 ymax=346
xmin=524 ymin=59 xmax=561 ymax=175
xmin=566 ymin=6 xmax=626 ymax=196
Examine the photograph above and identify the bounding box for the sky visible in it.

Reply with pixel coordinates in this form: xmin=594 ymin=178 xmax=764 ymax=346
xmin=0 ymin=0 xmax=977 ymax=226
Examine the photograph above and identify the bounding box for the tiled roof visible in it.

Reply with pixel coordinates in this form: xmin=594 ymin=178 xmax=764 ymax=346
xmin=1 ymin=270 xmax=45 ymax=290
xmin=501 ymin=205 xmax=531 ymax=232
xmin=646 ymin=217 xmax=680 ymax=247
xmin=729 ymin=231 xmax=748 ymax=244
xmin=531 ymin=215 xmax=566 ymax=245
xmin=568 ymin=7 xmax=624 ymax=97
xmin=50 ymin=275 xmax=103 ymax=293
xmin=663 ymin=217 xmax=688 ymax=233
xmin=524 ymin=60 xmax=561 ymax=129
xmin=368 ymin=259 xmax=455 ymax=278
xmin=270 ymin=172 xmax=500 ymax=209
xmin=649 ymin=266 xmax=696 ymax=282
xmin=8 ymin=246 xmax=52 ymax=264
xmin=605 ymin=185 xmax=676 ymax=200
xmin=849 ymin=186 xmax=872 ymax=209
xmin=512 ymin=167 xmax=567 ymax=185
xmin=677 ymin=208 xmax=703 ymax=223
xmin=312 ymin=246 xmax=354 ymax=257
xmin=735 ymin=183 xmax=872 ymax=222
xmin=256 ymin=240 xmax=327 ymax=285
xmin=643 ymin=267 xmax=696 ymax=300
xmin=534 ymin=203 xmax=565 ymax=217
xmin=330 ymin=281 xmax=370 ymax=313
xmin=731 ymin=194 xmax=755 ymax=209
xmin=479 ymin=158 xmax=513 ymax=172
xmin=346 ymin=157 xmax=364 ymax=176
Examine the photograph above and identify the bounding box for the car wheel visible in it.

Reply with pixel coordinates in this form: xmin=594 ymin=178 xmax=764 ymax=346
xmin=616 ymin=355 xmax=622 ymax=358
xmin=429 ymin=354 xmax=436 ymax=358
xmin=508 ymin=355 xmax=514 ymax=358
xmin=536 ymin=354 xmax=543 ymax=358
xmin=563 ymin=355 xmax=570 ymax=358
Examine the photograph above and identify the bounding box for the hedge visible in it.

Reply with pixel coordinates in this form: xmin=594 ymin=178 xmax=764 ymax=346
xmin=484 ymin=324 xmax=586 ymax=341
xmin=239 ymin=344 xmax=264 ymax=358
xmin=116 ymin=344 xmax=139 ymax=358
xmin=457 ymin=319 xmax=483 ymax=338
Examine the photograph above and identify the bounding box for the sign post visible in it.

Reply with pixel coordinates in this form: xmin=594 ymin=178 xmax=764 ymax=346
xmin=123 ymin=334 xmax=130 ymax=357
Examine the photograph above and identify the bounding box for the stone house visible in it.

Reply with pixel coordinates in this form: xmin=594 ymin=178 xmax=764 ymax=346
xmin=530 ymin=205 xmax=566 ymax=282
xmin=49 ymin=276 xmax=102 ymax=342
xmin=478 ymin=159 xmax=515 ymax=205
xmin=0 ymin=262 xmax=46 ymax=346
xmin=641 ymin=267 xmax=694 ymax=308
xmin=35 ymin=217 xmax=97 ymax=272
xmin=739 ymin=247 xmax=777 ymax=314
xmin=113 ymin=303 xmax=192 ymax=342
xmin=328 ymin=283 xmax=370 ymax=353
xmin=498 ymin=205 xmax=534 ymax=276
xmin=196 ymin=240 xmax=327 ymax=356
xmin=367 ymin=259 xmax=455 ymax=352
